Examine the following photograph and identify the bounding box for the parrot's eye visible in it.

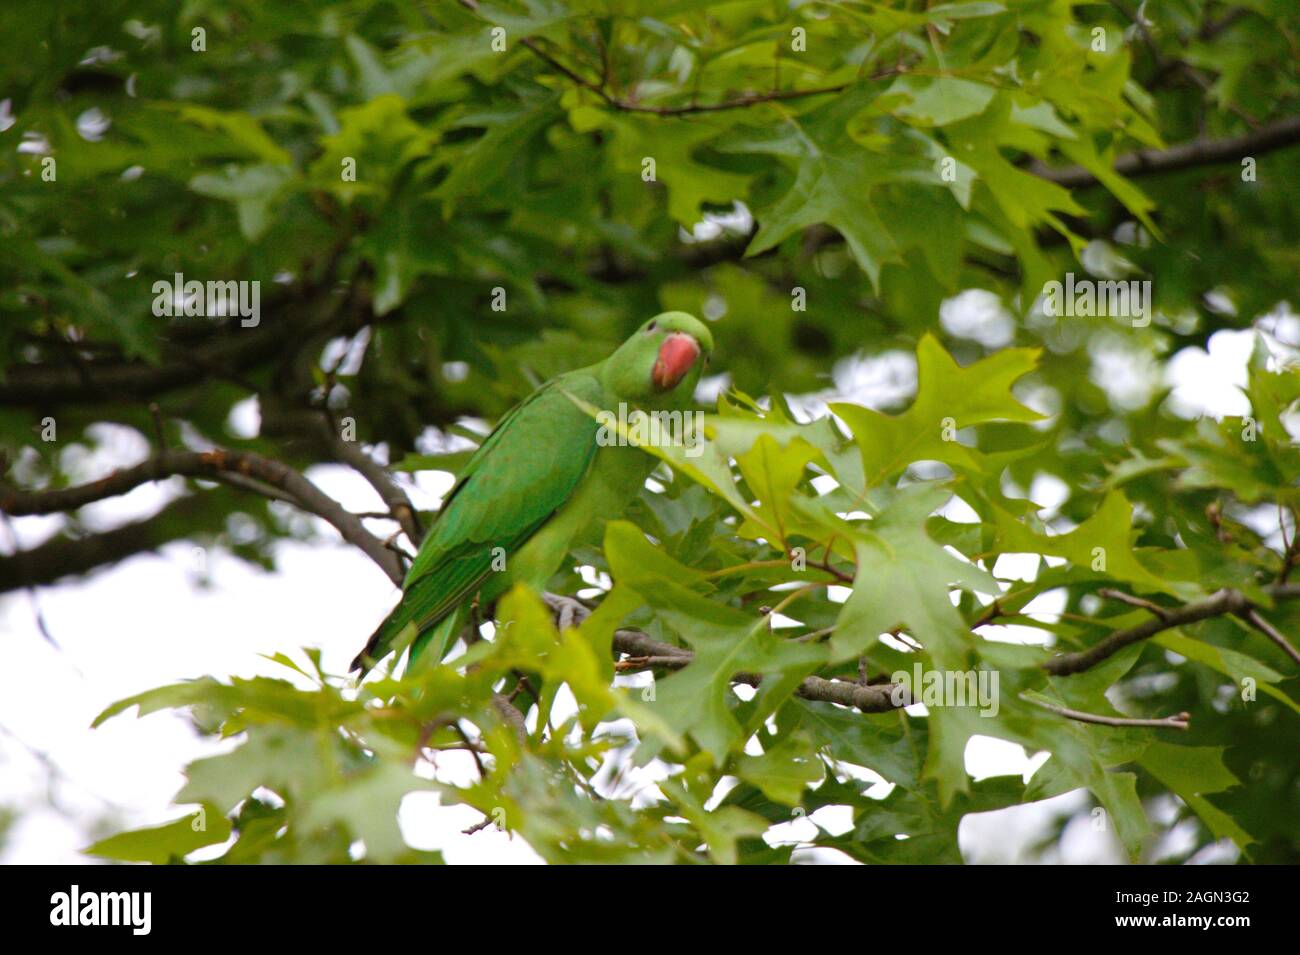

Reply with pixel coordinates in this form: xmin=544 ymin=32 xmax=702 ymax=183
xmin=646 ymin=321 xmax=658 ymax=332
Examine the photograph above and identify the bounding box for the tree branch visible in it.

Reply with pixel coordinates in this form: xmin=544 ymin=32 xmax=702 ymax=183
xmin=1097 ymin=586 xmax=1171 ymax=620
xmin=612 ymin=625 xmax=905 ymax=711
xmin=1 ymin=448 xmax=404 ymax=586
xmin=517 ymin=31 xmax=881 ymax=115
xmin=1242 ymin=607 xmax=1300 ymax=667
xmin=543 ymin=594 xmax=906 ymax=713
xmin=1044 ymin=585 xmax=1300 ymax=676
xmin=456 ymin=0 xmax=897 ymax=117
xmin=549 ymin=578 xmax=1299 ymax=715
xmin=0 ymin=494 xmax=230 ymax=593
xmin=315 ymin=415 xmax=424 ymax=546
xmin=0 ymin=315 xmax=306 ymax=408
xmin=1029 ymin=116 xmax=1300 ymax=187
xmin=1022 ymin=695 xmax=1190 ymax=731
xmin=463 ymin=0 xmax=1299 ymax=190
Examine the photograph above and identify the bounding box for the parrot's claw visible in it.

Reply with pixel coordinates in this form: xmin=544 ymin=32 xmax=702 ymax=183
xmin=543 ymin=592 xmax=590 ymax=632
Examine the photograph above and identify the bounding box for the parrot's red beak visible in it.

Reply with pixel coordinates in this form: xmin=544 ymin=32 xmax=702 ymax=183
xmin=652 ymin=333 xmax=701 ymax=391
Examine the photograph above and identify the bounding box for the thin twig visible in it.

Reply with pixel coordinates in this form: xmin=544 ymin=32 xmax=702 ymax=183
xmin=462 ymin=815 xmax=496 ymax=836
xmin=211 ymin=471 xmax=304 ymax=507
xmin=491 ymin=693 xmax=528 ymax=745
xmin=147 ymin=402 xmax=168 ymax=450
xmin=452 ymin=722 xmax=487 ymax=779
xmin=318 ymin=415 xmax=424 ymax=546
xmin=1023 ymin=695 xmax=1190 ymax=730
xmin=457 ymin=0 xmax=893 ymax=117
xmin=1279 ymin=504 xmax=1299 ymax=584
xmin=972 ymin=598 xmax=1002 ymax=629
xmin=615 ymin=655 xmax=693 ymax=672
xmin=1243 ymin=608 xmax=1300 ymax=667
xmin=812 ymin=557 xmax=855 ymax=584
xmin=1097 ymin=587 xmax=1171 ymax=620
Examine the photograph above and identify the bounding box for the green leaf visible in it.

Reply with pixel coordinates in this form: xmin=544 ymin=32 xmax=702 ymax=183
xmin=791 ymin=700 xmax=920 ymax=788
xmin=177 ymin=726 xmax=333 ymax=812
xmin=989 ymin=491 xmax=1194 ymax=598
xmin=84 ymin=807 xmax=231 ymax=863
xmin=172 ymin=104 xmax=293 ymax=165
xmin=733 ymin=433 xmax=821 ymax=546
xmin=189 ymin=163 xmax=295 ymax=240
xmin=734 ymin=89 xmax=936 ymax=287
xmin=734 ymin=733 xmax=825 ymax=804
xmin=93 ymin=678 xmax=228 ymax=728
xmin=1140 ymin=742 xmax=1239 ymax=796
xmin=831 ymin=333 xmax=1042 ymax=488
xmin=883 ymin=76 xmax=997 ymax=127
xmin=832 ymin=483 xmax=998 ymax=667
xmin=299 ymin=762 xmax=437 ymax=863
xmin=1153 ymin=632 xmax=1299 ymax=714
xmin=659 ymin=779 xmax=767 ymax=865
xmin=571 ymin=111 xmax=748 ymax=227
xmin=1141 ymin=743 xmax=1250 ymax=848
xmin=435 ymin=95 xmax=561 ymax=205
xmin=310 ymin=94 xmax=439 ymax=204
xmin=604 ymin=521 xmax=826 ymax=758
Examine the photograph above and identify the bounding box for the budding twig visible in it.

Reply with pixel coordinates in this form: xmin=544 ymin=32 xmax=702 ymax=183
xmin=1023 ymin=694 xmax=1190 ymax=730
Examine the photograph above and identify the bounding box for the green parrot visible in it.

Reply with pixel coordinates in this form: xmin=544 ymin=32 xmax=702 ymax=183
xmin=352 ymin=311 xmax=714 ymax=674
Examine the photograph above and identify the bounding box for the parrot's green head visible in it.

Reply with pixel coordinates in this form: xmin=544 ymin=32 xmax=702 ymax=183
xmin=602 ymin=311 xmax=714 ymax=406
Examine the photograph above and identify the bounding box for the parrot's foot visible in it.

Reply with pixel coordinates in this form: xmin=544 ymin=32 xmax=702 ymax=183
xmin=543 ymin=592 xmax=590 ymax=631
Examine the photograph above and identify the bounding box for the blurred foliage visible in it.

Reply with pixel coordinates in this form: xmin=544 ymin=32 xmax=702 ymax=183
xmin=1 ymin=0 xmax=1298 ymax=863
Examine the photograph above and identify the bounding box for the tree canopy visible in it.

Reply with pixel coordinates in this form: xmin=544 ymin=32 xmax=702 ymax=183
xmin=1 ymin=0 xmax=1298 ymax=864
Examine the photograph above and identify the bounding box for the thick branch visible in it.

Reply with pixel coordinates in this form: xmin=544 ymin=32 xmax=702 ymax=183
xmin=0 ymin=494 xmax=227 ymax=593
xmin=1 ymin=448 xmax=404 ymax=586
xmin=1030 ymin=116 xmax=1300 ymax=187
xmin=0 ymin=244 xmax=361 ymax=409
xmin=1044 ymin=585 xmax=1300 ymax=676
xmin=0 ymin=316 xmax=302 ymax=408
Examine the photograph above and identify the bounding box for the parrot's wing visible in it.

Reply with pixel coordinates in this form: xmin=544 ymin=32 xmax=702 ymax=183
xmin=352 ymin=372 xmax=603 ymax=672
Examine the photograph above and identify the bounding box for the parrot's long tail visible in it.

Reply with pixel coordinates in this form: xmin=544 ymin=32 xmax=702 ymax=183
xmin=350 ymin=603 xmax=416 ymax=675
xmin=350 ymin=591 xmax=466 ymax=676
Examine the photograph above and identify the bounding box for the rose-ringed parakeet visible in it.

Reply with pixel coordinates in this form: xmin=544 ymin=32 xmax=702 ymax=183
xmin=351 ymin=311 xmax=714 ymax=674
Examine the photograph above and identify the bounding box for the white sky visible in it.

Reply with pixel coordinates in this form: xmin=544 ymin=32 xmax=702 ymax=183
xmin=2 ymin=304 xmax=1293 ymax=865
